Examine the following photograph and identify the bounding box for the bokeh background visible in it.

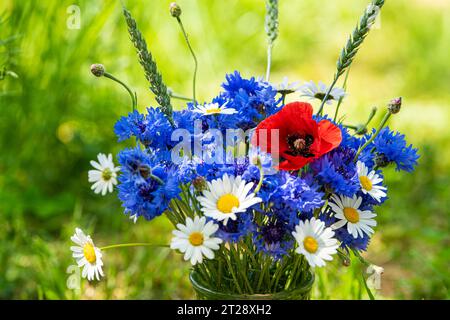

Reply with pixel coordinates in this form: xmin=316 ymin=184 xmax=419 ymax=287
xmin=0 ymin=0 xmax=449 ymax=299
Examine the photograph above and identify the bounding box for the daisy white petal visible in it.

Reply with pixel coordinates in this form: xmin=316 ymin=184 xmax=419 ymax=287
xmin=170 ymin=217 xmax=223 ymax=266
xmin=357 ymin=161 xmax=387 ymax=203
xmin=292 ymin=217 xmax=339 ymax=268
xmin=197 ymin=174 xmax=262 ymax=225
xmin=299 ymin=80 xmax=346 ymax=105
xmin=329 ymin=194 xmax=377 ymax=239
xmin=193 ymin=102 xmax=237 ymax=116
xmin=88 ymin=153 xmax=120 ymax=196
xmin=70 ymin=228 xmax=104 ymax=282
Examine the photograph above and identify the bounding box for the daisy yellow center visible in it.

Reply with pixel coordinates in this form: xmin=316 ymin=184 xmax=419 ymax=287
xmin=343 ymin=207 xmax=360 ymax=223
xmin=83 ymin=243 xmax=97 ymax=264
xmin=216 ymin=194 xmax=240 ymax=214
xmin=189 ymin=232 xmax=204 ymax=246
xmin=206 ymin=108 xmax=222 ymax=114
xmin=102 ymin=168 xmax=113 ymax=181
xmin=303 ymin=236 xmax=319 ymax=253
xmin=359 ymin=176 xmax=373 ymax=191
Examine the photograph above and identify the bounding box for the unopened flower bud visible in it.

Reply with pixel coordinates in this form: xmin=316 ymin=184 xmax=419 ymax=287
xmin=90 ymin=64 xmax=105 ymax=77
xmin=388 ymin=97 xmax=402 ymax=114
xmin=170 ymin=2 xmax=182 ymax=18
xmin=355 ymin=124 xmax=368 ymax=136
xmin=138 ymin=165 xmax=151 ymax=179
xmin=192 ymin=176 xmax=207 ymax=191
xmin=374 ymin=153 xmax=390 ymax=168
xmin=342 ymin=257 xmax=351 ymax=267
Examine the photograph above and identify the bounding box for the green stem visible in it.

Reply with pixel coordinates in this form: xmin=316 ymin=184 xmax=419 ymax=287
xmin=150 ymin=174 xmax=165 ymax=185
xmin=317 ymin=75 xmax=338 ymax=116
xmin=281 ymin=92 xmax=286 ymax=106
xmin=217 ymin=259 xmax=223 ymax=291
xmin=176 ymin=17 xmax=198 ymax=106
xmin=100 ymin=243 xmax=168 ymax=251
xmin=256 ymin=256 xmax=271 ymax=292
xmin=254 ymin=164 xmax=265 ymax=194
xmin=333 ymin=67 xmax=351 ymax=122
xmin=224 ymin=249 xmax=244 ymax=295
xmin=362 ymin=107 xmax=378 ymax=128
xmin=354 ymin=110 xmax=391 ymax=162
xmin=104 ymin=72 xmax=137 ymax=111
xmin=271 ymin=258 xmax=287 ymax=291
xmin=232 ymin=245 xmax=254 ymax=294
xmin=265 ymin=43 xmax=273 ymax=82
xmin=169 ymin=92 xmax=195 ymax=102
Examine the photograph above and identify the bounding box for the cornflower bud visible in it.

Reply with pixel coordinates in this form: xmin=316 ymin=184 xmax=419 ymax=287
xmin=90 ymin=64 xmax=105 ymax=77
xmin=169 ymin=2 xmax=182 ymax=18
xmin=192 ymin=176 xmax=207 ymax=192
xmin=374 ymin=153 xmax=390 ymax=168
xmin=388 ymin=97 xmax=402 ymax=114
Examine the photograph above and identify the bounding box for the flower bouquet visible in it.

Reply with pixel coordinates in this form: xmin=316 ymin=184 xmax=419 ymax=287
xmin=70 ymin=0 xmax=419 ymax=299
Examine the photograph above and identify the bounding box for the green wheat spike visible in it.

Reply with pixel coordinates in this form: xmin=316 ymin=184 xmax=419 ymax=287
xmin=317 ymin=0 xmax=385 ymax=115
xmin=265 ymin=0 xmax=279 ymax=45
xmin=264 ymin=0 xmax=279 ymax=81
xmin=122 ymin=7 xmax=174 ymax=124
xmin=336 ymin=0 xmax=385 ymax=78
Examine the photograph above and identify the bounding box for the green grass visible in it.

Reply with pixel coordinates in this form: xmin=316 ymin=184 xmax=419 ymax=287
xmin=0 ymin=0 xmax=449 ymax=299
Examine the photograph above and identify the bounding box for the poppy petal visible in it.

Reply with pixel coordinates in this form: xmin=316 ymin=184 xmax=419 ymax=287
xmin=318 ymin=120 xmax=342 ymax=155
xmin=279 ymin=153 xmax=313 ymax=171
xmin=279 ymin=102 xmax=313 ymax=120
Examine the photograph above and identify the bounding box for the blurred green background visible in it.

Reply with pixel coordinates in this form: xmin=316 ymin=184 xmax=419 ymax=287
xmin=0 ymin=0 xmax=449 ymax=299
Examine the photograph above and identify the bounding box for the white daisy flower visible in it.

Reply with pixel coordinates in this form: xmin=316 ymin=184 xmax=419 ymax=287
xmin=193 ymin=102 xmax=237 ymax=116
xmin=329 ymin=194 xmax=377 ymax=239
xmin=276 ymin=76 xmax=301 ymax=94
xmin=170 ymin=216 xmax=223 ymax=265
xmin=88 ymin=153 xmax=120 ymax=196
xmin=299 ymin=80 xmax=346 ymax=105
xmin=70 ymin=228 xmax=104 ymax=281
xmin=292 ymin=217 xmax=339 ymax=268
xmin=357 ymin=161 xmax=387 ymax=203
xmin=197 ymin=174 xmax=262 ymax=225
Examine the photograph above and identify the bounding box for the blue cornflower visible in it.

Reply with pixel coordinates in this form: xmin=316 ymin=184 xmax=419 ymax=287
xmin=215 ymin=212 xmax=255 ymax=243
xmin=318 ymin=120 xmax=375 ymax=169
xmin=175 ymin=156 xmax=200 ymax=184
xmin=222 ymin=71 xmax=260 ymax=94
xmin=221 ymin=71 xmax=280 ymax=129
xmin=335 ymin=227 xmax=370 ymax=252
xmin=117 ymin=147 xmax=180 ymax=221
xmin=114 ymin=110 xmax=145 ymax=142
xmin=114 ymin=107 xmax=173 ymax=153
xmin=173 ymin=108 xmax=203 ymax=132
xmin=372 ymin=127 xmax=419 ymax=172
xmin=269 ymin=172 xmax=325 ymax=226
xmin=254 ymin=221 xmax=294 ymax=260
xmin=310 ymin=146 xmax=360 ymax=197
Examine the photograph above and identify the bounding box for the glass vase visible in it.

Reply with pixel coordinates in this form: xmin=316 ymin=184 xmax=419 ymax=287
xmin=189 ymin=270 xmax=315 ymax=300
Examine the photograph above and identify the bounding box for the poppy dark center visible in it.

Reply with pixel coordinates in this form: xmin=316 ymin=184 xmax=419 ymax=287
xmin=286 ymin=133 xmax=315 ymax=158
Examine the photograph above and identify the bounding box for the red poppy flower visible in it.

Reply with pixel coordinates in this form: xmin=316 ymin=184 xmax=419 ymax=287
xmin=253 ymin=102 xmax=342 ymax=171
